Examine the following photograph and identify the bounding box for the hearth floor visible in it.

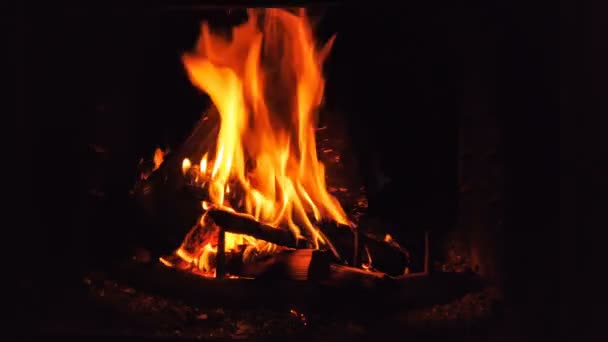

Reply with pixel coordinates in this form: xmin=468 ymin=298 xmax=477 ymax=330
xmin=25 ymin=273 xmax=506 ymax=341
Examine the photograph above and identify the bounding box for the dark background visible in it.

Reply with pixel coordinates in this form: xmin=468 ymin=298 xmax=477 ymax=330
xmin=10 ymin=0 xmax=562 ymax=339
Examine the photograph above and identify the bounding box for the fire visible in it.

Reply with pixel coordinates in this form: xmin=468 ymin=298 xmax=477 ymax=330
xmin=166 ymin=8 xmax=351 ymax=276
xmin=182 ymin=158 xmax=192 ymax=175
xmin=200 ymin=153 xmax=208 ymax=174
xmin=140 ymin=147 xmax=166 ymax=180
xmin=153 ymin=147 xmax=165 ymax=170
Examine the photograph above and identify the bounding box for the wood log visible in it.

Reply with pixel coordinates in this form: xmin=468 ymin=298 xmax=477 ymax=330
xmin=183 ymin=183 xmax=209 ymax=201
xmin=318 ymin=220 xmax=358 ymax=266
xmin=239 ymin=249 xmax=332 ymax=281
xmin=165 ymin=203 xmax=411 ymax=278
xmin=207 ymin=209 xmax=302 ymax=249
xmin=113 ymin=260 xmax=322 ymax=310
xmin=216 ymin=227 xmax=226 ymax=279
xmin=319 ymin=220 xmax=411 ymax=276
xmin=323 ymin=264 xmax=390 ymax=289
xmin=133 ymin=110 xmax=219 ymax=199
xmin=111 ymin=259 xmax=483 ymax=313
xmin=130 ymin=111 xmax=218 ymax=217
xmin=360 ymin=233 xmax=410 ymax=277
xmin=128 ymin=111 xmax=220 ymax=255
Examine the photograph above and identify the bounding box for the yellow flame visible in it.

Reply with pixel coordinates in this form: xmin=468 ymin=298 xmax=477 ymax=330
xmin=200 ymin=153 xmax=208 ymax=174
xmin=182 ymin=158 xmax=192 ymax=175
xmin=159 ymin=257 xmax=173 ymax=267
xmin=169 ymin=8 xmax=351 ymax=274
xmin=176 ymin=247 xmax=194 ymax=263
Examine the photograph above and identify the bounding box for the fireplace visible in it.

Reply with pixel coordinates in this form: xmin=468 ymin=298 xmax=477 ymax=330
xmin=12 ymin=2 xmax=525 ymax=340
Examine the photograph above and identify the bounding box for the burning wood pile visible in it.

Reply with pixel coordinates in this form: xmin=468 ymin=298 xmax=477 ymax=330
xmin=132 ymin=8 xmax=415 ymax=287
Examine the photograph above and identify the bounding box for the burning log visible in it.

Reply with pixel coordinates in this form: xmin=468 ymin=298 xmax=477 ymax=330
xmin=132 ymin=9 xmax=417 ymax=287
xmin=114 ymin=261 xmax=323 ymax=310
xmin=318 ymin=220 xmax=358 ymax=266
xmin=360 ymin=234 xmax=410 ymax=277
xmin=207 ymin=208 xmax=311 ymax=279
xmin=319 ymin=220 xmax=411 ymax=276
xmin=240 ymin=249 xmax=332 ymax=281
xmin=131 ymin=111 xmax=219 ymax=222
xmin=133 ymin=112 xmax=219 ymax=194
xmin=207 ymin=208 xmax=410 ymax=277
xmin=113 ymin=258 xmax=484 ymax=314
xmin=216 ymin=227 xmax=226 ymax=278
xmin=128 ymin=112 xmax=221 ymax=255
xmin=183 ymin=184 xmax=209 ymax=202
xmin=324 ymin=264 xmax=390 ymax=289
xmin=207 ymin=209 xmax=302 ymax=249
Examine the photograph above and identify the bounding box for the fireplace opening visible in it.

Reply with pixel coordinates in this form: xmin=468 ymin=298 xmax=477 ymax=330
xmin=15 ymin=2 xmax=515 ymax=340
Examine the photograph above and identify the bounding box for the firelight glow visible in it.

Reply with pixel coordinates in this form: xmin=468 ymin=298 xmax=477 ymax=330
xmin=168 ymin=8 xmax=351 ymax=275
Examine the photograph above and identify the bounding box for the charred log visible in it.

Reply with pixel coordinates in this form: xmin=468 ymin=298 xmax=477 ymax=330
xmin=114 ymin=261 xmax=320 ymax=310
xmin=318 ymin=220 xmax=358 ymax=266
xmin=323 ymin=264 xmax=390 ymax=289
xmin=133 ymin=110 xmax=219 ymax=198
xmin=361 ymin=234 xmax=410 ymax=277
xmin=129 ymin=112 xmax=220 ymax=255
xmin=111 ymin=260 xmax=483 ymax=312
xmin=239 ymin=249 xmax=332 ymax=281
xmin=319 ymin=220 xmax=410 ymax=276
xmin=207 ymin=209 xmax=302 ymax=249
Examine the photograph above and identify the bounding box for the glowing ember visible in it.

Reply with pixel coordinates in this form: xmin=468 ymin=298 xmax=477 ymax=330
xmin=163 ymin=8 xmax=352 ymax=277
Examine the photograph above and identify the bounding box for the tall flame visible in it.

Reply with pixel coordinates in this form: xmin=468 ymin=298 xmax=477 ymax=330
xmin=171 ymin=8 xmax=349 ymax=272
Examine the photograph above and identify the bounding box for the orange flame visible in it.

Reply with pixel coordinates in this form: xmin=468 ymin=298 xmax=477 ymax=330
xmin=169 ymin=8 xmax=350 ymax=274
xmin=200 ymin=153 xmax=208 ymax=174
xmin=153 ymin=148 xmax=165 ymax=170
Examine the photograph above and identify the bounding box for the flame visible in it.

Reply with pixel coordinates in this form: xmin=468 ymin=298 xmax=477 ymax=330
xmin=200 ymin=153 xmax=208 ymax=174
xmin=384 ymin=234 xmax=393 ymax=243
xmin=182 ymin=158 xmax=192 ymax=175
xmin=159 ymin=257 xmax=174 ymax=267
xmin=153 ymin=147 xmax=165 ymax=170
xmin=140 ymin=147 xmax=166 ymax=180
xmin=169 ymin=8 xmax=351 ymax=275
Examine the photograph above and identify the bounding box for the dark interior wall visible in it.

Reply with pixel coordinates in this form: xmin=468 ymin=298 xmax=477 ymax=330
xmin=323 ymin=5 xmax=462 ymax=231
xmin=494 ymin=0 xmax=559 ymax=337
xmin=452 ymin=6 xmax=502 ymax=282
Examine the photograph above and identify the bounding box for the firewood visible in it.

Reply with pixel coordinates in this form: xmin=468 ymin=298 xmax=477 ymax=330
xmin=216 ymin=228 xmax=226 ymax=279
xmin=207 ymin=209 xmax=302 ymax=249
xmin=239 ymin=249 xmax=331 ymax=281
xmin=133 ymin=110 xmax=219 ymax=197
xmin=114 ymin=261 xmax=321 ymax=310
xmin=111 ymin=260 xmax=483 ymax=312
xmin=318 ymin=220 xmax=358 ymax=266
xmin=183 ymin=183 xmax=209 ymax=201
xmin=323 ymin=263 xmax=390 ymax=289
xmin=136 ymin=200 xmax=409 ymax=278
xmin=130 ymin=110 xmax=219 ymax=229
xmin=359 ymin=233 xmax=409 ymax=277
xmin=128 ymin=112 xmax=221 ymax=256
xmin=319 ymin=220 xmax=410 ymax=276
